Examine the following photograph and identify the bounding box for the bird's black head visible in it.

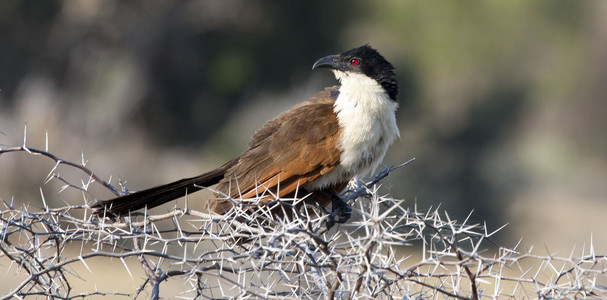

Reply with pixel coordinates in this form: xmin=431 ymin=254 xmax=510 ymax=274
xmin=313 ymin=45 xmax=398 ymax=101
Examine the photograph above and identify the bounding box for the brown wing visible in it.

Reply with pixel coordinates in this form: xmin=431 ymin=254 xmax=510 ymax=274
xmin=209 ymin=86 xmax=342 ymax=213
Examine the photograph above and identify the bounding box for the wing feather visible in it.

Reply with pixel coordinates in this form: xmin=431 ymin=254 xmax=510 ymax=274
xmin=208 ymin=87 xmax=342 ymax=213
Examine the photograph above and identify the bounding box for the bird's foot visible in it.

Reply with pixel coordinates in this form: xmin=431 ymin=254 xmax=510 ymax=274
xmin=326 ymin=195 xmax=352 ymax=229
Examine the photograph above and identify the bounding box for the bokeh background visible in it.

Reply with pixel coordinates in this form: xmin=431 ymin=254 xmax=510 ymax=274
xmin=1 ymin=0 xmax=606 ymax=266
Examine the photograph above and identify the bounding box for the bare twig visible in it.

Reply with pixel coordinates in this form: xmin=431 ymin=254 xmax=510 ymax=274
xmin=1 ymin=137 xmax=606 ymax=299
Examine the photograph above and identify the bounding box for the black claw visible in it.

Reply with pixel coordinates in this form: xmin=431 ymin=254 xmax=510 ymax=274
xmin=326 ymin=195 xmax=351 ymax=230
xmin=304 ymin=189 xmax=352 ymax=231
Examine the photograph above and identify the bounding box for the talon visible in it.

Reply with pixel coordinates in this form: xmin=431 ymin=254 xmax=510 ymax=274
xmin=332 ymin=199 xmax=352 ymax=223
xmin=326 ymin=195 xmax=351 ymax=230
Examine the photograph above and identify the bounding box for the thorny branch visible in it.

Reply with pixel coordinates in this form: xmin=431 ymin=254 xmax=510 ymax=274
xmin=1 ymin=135 xmax=607 ymax=299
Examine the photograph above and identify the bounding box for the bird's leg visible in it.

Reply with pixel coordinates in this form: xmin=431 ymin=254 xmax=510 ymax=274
xmin=330 ymin=193 xmax=352 ymax=223
xmin=298 ymin=188 xmax=352 ymax=230
xmin=316 ymin=190 xmax=351 ymax=230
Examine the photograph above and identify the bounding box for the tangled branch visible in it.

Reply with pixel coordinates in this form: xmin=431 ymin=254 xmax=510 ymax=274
xmin=1 ymin=131 xmax=606 ymax=299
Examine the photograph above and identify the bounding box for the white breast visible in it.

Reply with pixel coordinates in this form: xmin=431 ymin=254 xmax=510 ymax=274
xmin=305 ymin=71 xmax=399 ymax=190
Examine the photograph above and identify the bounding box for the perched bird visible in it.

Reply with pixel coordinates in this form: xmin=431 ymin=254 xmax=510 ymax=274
xmin=93 ymin=45 xmax=399 ymax=224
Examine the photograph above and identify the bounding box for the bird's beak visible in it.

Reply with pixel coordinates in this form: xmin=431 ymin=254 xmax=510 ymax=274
xmin=312 ymin=54 xmax=340 ymax=70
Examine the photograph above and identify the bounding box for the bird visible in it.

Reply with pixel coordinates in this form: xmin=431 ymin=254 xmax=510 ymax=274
xmin=92 ymin=45 xmax=400 ymax=225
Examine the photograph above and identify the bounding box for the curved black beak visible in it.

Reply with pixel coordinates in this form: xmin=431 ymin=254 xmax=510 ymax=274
xmin=312 ymin=54 xmax=339 ymax=70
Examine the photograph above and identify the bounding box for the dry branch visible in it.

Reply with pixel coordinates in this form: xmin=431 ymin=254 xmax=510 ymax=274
xmin=1 ymin=133 xmax=606 ymax=299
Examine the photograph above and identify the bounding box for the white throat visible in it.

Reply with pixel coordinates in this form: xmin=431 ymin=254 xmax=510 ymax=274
xmin=305 ymin=71 xmax=400 ymax=191
xmin=333 ymin=70 xmax=400 ymax=174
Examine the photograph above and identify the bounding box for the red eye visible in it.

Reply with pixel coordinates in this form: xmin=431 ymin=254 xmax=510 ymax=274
xmin=350 ymin=58 xmax=359 ymax=66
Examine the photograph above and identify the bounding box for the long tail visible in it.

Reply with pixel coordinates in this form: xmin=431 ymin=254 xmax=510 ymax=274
xmin=92 ymin=158 xmax=238 ymax=215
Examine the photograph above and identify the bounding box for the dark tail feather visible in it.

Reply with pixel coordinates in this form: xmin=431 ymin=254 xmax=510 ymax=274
xmin=92 ymin=158 xmax=238 ymax=215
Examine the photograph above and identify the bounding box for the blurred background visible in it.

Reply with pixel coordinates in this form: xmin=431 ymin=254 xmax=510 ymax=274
xmin=1 ymin=0 xmax=606 ymax=257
